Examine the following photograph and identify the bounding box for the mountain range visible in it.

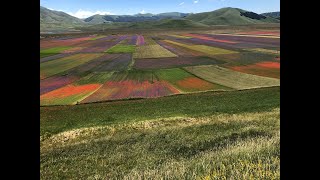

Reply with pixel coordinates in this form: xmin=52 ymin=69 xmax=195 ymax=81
xmin=83 ymin=12 xmax=190 ymax=24
xmin=40 ymin=6 xmax=279 ymax=31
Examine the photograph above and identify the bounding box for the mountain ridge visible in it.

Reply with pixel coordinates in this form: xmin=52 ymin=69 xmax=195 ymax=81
xmin=40 ymin=6 xmax=279 ymax=31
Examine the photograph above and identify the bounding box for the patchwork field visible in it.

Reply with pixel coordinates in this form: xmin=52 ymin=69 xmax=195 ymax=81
xmin=40 ymin=29 xmax=280 ymax=179
xmin=227 ymin=61 xmax=280 ymax=79
xmin=163 ymin=40 xmax=238 ymax=55
xmin=131 ymin=37 xmax=177 ymax=58
xmin=40 ymin=46 xmax=72 ymax=58
xmin=184 ymin=65 xmax=279 ymax=90
xmin=40 ymin=53 xmax=104 ymax=79
xmin=81 ymin=71 xmax=180 ymax=103
xmin=40 ymin=31 xmax=280 ymax=105
xmin=154 ymin=68 xmax=231 ymax=92
xmin=134 ymin=56 xmax=224 ymax=70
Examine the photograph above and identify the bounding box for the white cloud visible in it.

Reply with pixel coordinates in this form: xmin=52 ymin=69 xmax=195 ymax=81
xmin=193 ymin=0 xmax=199 ymax=3
xmin=140 ymin=9 xmax=146 ymax=14
xmin=179 ymin=2 xmax=185 ymax=6
xmin=67 ymin=9 xmax=113 ymax=19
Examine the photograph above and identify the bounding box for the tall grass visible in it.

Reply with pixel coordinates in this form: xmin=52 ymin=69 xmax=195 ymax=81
xmin=41 ymin=108 xmax=280 ymax=179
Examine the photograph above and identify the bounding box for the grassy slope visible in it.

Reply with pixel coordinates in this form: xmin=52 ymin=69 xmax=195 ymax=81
xmin=41 ymin=87 xmax=280 ymax=179
xmin=40 ymin=87 xmax=279 ymax=136
xmin=186 ymin=7 xmax=279 ymax=25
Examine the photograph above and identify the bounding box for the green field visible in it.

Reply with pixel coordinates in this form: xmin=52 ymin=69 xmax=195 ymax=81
xmin=40 ymin=53 xmax=103 ymax=79
xmin=40 ymin=87 xmax=280 ymax=179
xmin=40 ymin=46 xmax=72 ymax=58
xmin=133 ymin=44 xmax=177 ymax=59
xmin=105 ymin=44 xmax=136 ymax=53
xmin=90 ymin=35 xmax=107 ymax=40
xmin=75 ymin=72 xmax=115 ymax=85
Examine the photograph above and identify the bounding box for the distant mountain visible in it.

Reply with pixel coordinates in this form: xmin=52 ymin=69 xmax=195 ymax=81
xmin=261 ymin=12 xmax=280 ymax=19
xmin=157 ymin=12 xmax=189 ymax=18
xmin=40 ymin=6 xmax=279 ymax=32
xmin=79 ymin=18 xmax=208 ymax=31
xmin=155 ymin=19 xmax=208 ymax=28
xmin=84 ymin=12 xmax=190 ymax=24
xmin=40 ymin=6 xmax=84 ymax=24
xmin=186 ymin=7 xmax=279 ymax=25
xmin=129 ymin=19 xmax=208 ymax=29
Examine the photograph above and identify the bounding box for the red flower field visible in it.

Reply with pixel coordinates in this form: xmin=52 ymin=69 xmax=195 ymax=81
xmin=255 ymin=62 xmax=280 ymax=69
xmin=176 ymin=77 xmax=216 ymax=91
xmin=41 ymin=84 xmax=101 ymax=100
xmin=229 ymin=61 xmax=280 ymax=79
xmin=81 ymin=80 xmax=180 ymax=103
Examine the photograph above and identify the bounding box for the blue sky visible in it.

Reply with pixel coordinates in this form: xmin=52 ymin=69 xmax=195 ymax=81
xmin=40 ymin=0 xmax=280 ymax=19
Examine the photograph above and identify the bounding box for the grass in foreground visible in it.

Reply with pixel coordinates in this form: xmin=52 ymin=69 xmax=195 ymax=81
xmin=41 ymin=102 xmax=279 ymax=179
xmin=40 ymin=87 xmax=279 ymax=137
xmin=41 ymin=87 xmax=280 ymax=179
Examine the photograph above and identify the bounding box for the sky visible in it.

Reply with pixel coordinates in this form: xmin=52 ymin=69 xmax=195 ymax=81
xmin=40 ymin=0 xmax=280 ymax=19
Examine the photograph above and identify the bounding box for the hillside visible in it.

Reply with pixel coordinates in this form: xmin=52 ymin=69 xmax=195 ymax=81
xmin=79 ymin=18 xmax=208 ymax=31
xmin=40 ymin=6 xmax=84 ymax=24
xmin=84 ymin=12 xmax=190 ymax=24
xmin=261 ymin=11 xmax=280 ymax=19
xmin=186 ymin=7 xmax=279 ymax=25
xmin=130 ymin=19 xmax=209 ymax=29
xmin=40 ymin=6 xmax=86 ymax=32
xmin=40 ymin=6 xmax=279 ymax=32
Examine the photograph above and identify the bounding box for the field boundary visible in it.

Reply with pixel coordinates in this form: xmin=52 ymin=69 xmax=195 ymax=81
xmin=40 ymin=86 xmax=279 ymax=107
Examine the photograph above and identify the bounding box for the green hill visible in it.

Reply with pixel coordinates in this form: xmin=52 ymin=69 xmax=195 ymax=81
xmin=40 ymin=6 xmax=84 ymax=24
xmin=82 ymin=15 xmax=108 ymax=24
xmin=186 ymin=7 xmax=279 ymax=25
xmin=84 ymin=13 xmax=190 ymax=24
xmin=80 ymin=19 xmax=208 ymax=31
xmin=261 ymin=12 xmax=280 ymax=19
xmin=40 ymin=6 xmax=85 ymax=32
xmin=153 ymin=19 xmax=209 ymax=28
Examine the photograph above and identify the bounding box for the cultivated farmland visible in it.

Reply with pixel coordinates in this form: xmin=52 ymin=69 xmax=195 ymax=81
xmin=40 ymin=29 xmax=280 ymax=179
xmin=163 ymin=40 xmax=238 ymax=55
xmin=133 ymin=37 xmax=177 ymax=58
xmin=184 ymin=65 xmax=280 ymax=90
xmin=40 ymin=31 xmax=280 ymax=105
xmin=40 ymin=53 xmax=104 ymax=79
